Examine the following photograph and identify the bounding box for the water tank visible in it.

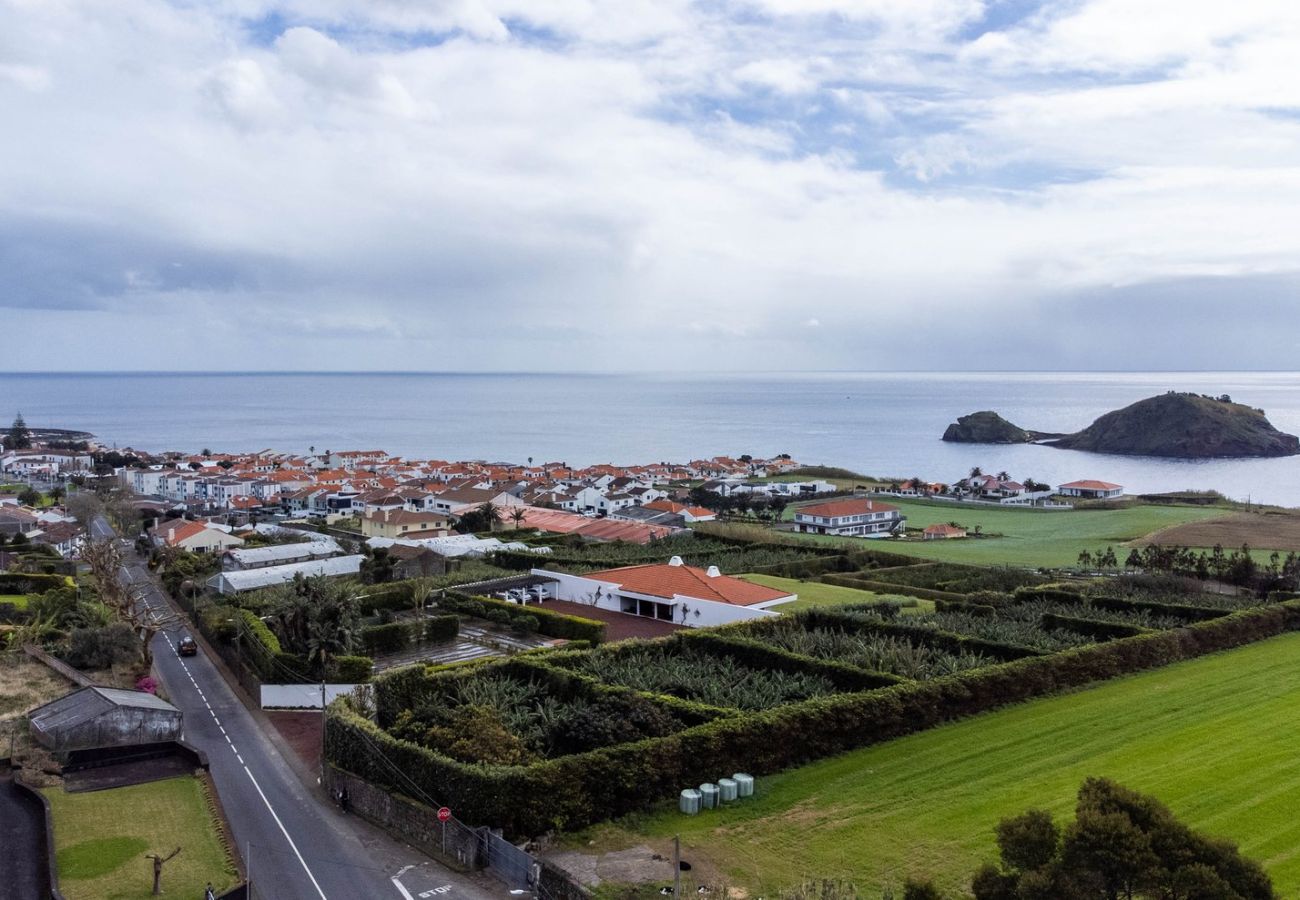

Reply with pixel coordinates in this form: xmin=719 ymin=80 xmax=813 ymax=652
xmin=698 ymin=783 xmax=719 ymax=809
xmin=717 ymin=778 xmax=738 ymax=803
xmin=679 ymin=789 xmax=701 ymax=815
xmin=733 ymin=773 xmax=754 ymax=798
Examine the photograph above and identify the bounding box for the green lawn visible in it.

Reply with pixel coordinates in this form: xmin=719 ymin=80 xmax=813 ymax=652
xmin=44 ymin=776 xmax=238 ymax=900
xmin=0 ymin=594 xmax=30 ymax=608
xmin=738 ymin=574 xmax=931 ymax=614
xmin=583 ymin=632 xmax=1300 ymax=897
xmin=778 ymin=500 xmax=1227 ymax=567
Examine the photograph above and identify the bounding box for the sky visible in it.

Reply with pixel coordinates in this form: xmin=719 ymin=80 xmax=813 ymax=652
xmin=2 ymin=0 xmax=1299 ymax=372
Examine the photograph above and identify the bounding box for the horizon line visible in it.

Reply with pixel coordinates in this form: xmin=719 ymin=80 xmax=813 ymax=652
xmin=4 ymin=368 xmax=1300 ymax=377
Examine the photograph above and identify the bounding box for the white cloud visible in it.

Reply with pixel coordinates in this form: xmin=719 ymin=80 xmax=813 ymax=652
xmin=2 ymin=0 xmax=1300 ymax=372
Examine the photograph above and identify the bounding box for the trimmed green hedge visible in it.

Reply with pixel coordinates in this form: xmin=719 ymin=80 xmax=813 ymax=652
xmin=425 ymin=615 xmax=459 ymax=642
xmin=0 ymin=572 xmax=71 ymax=593
xmin=1041 ymin=613 xmax=1147 ymax=641
xmin=241 ymin=609 xmax=281 ymax=654
xmin=440 ymin=592 xmax=605 ymax=643
xmin=800 ymin=608 xmax=1045 ymax=661
xmin=361 ymin=621 xmax=421 ymax=655
xmin=327 ymin=600 xmax=1300 ymax=837
xmin=334 ymin=655 xmax=374 ymax=683
xmin=820 ymin=574 xmax=966 ymax=603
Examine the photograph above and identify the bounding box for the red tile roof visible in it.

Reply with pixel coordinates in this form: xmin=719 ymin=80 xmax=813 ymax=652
xmin=1060 ymin=480 xmax=1122 ymax=490
xmin=796 ymin=498 xmax=898 ymax=519
xmin=584 ymin=563 xmax=794 ymax=606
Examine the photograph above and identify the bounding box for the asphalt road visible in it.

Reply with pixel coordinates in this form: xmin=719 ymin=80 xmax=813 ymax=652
xmin=99 ymin=518 xmax=500 ymax=900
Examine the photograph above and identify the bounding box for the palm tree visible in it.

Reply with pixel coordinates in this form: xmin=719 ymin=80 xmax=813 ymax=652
xmin=509 ymin=507 xmax=527 ymax=529
xmin=996 ymin=471 xmax=1010 ymax=482
xmin=478 ymin=502 xmax=502 ymax=532
xmin=969 ymin=466 xmax=983 ymax=478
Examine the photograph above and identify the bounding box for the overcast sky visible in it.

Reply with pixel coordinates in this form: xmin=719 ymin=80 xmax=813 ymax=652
xmin=3 ymin=0 xmax=1299 ymax=372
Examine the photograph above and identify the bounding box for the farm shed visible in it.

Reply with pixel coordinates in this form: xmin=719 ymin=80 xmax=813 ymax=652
xmin=28 ymin=687 xmax=183 ymax=752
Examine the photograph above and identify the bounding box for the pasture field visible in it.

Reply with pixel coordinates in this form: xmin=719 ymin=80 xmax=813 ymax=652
xmin=44 ymin=776 xmax=237 ymax=900
xmin=1138 ymin=510 xmax=1300 ymax=553
xmin=737 ymin=574 xmax=930 ymax=613
xmin=578 ymin=632 xmax=1300 ymax=897
xmin=778 ymin=499 xmax=1227 ymax=566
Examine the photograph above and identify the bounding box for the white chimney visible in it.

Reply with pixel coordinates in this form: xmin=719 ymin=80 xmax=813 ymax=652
xmin=706 ymin=565 xmax=721 ymax=578
xmin=668 ymin=556 xmax=684 ymax=567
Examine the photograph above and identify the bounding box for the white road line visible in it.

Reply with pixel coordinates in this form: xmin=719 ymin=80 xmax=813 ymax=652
xmin=244 ymin=765 xmax=330 ymax=900
xmin=391 ymin=877 xmax=417 ymax=900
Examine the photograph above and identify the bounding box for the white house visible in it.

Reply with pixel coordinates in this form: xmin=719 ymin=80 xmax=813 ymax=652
xmin=1057 ymin=480 xmax=1124 ymax=499
xmin=148 ymin=519 xmax=245 ymax=553
xmin=792 ymin=498 xmax=905 ymax=537
xmin=537 ymin=556 xmax=797 ymax=628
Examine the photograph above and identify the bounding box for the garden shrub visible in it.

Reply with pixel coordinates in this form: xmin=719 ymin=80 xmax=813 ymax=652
xmin=361 ymin=621 xmax=418 ymax=655
xmin=332 ymin=655 xmax=375 ymax=683
xmin=65 ymin=622 xmax=139 ymax=669
xmin=424 ymin=615 xmax=460 ymax=642
xmin=820 ymin=574 xmax=966 ymax=603
xmin=0 ymin=572 xmax=70 ymax=593
xmin=439 ymin=592 xmax=605 ymax=643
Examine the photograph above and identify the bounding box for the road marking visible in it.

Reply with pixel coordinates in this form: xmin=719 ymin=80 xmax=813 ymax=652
xmin=244 ymin=764 xmax=330 ymax=899
xmin=391 ymin=876 xmax=417 ymax=900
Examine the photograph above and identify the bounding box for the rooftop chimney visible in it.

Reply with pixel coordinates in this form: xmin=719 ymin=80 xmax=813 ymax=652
xmin=668 ymin=556 xmax=684 ymax=567
xmin=706 ymin=565 xmax=721 ymax=578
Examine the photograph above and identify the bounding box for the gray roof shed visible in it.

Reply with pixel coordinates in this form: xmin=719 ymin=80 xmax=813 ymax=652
xmin=28 ymin=687 xmax=183 ymax=752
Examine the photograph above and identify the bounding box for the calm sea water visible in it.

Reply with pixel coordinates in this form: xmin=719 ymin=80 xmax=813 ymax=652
xmin=2 ymin=371 xmax=1299 ymax=506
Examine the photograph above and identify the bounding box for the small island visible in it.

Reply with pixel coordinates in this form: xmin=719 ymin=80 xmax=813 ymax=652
xmin=943 ymin=392 xmax=1300 ymax=459
xmin=942 ymin=411 xmax=1038 ymax=444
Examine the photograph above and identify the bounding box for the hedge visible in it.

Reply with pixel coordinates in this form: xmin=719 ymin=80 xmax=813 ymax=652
xmin=361 ymin=621 xmax=421 ymax=655
xmin=425 ymin=615 xmax=460 ymax=642
xmin=0 ymin=572 xmax=71 ymax=593
xmin=820 ymin=574 xmax=966 ymax=603
xmin=1040 ymin=613 xmax=1147 ymax=641
xmin=799 ymin=608 xmax=1045 ymax=661
xmin=328 ymin=600 xmax=1300 ymax=837
xmin=439 ymin=592 xmax=605 ymax=643
xmin=241 ymin=609 xmax=281 ymax=655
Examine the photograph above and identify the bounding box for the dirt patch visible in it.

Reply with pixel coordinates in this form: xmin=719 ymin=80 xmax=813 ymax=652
xmin=1138 ymin=511 xmax=1300 ymax=552
xmin=266 ymin=710 xmax=321 ymax=770
xmin=547 ymin=838 xmax=728 ymax=891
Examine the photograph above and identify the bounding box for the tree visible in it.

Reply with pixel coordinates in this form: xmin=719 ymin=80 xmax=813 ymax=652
xmin=79 ymin=537 xmax=180 ymax=668
xmin=49 ymin=485 xmax=65 ymax=503
xmin=902 ymin=880 xmax=942 ymax=900
xmin=970 ymin=466 xmax=983 ymax=478
xmin=7 ymin=413 xmax=32 ymax=450
xmin=971 ymin=779 xmax=1276 ymax=900
xmin=458 ymin=502 xmax=503 ymax=533
xmin=17 ymin=486 xmax=40 ymax=506
xmin=1077 ymin=549 xmax=1094 ymax=569
xmin=509 ymin=507 xmax=527 ymax=529
xmin=145 ymin=847 xmax=181 ymax=896
xmin=996 ymin=470 xmax=1010 ymax=482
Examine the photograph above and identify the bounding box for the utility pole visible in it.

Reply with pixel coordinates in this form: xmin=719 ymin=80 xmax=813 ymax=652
xmin=319 ymin=675 xmax=326 ymax=784
xmin=672 ymin=834 xmax=681 ymax=900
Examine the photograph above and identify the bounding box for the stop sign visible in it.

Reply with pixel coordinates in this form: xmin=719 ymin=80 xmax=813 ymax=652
xmin=437 ymin=807 xmax=452 ymax=822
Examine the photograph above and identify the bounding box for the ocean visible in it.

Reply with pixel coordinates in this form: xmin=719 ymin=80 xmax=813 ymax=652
xmin=2 ymin=371 xmax=1299 ymax=506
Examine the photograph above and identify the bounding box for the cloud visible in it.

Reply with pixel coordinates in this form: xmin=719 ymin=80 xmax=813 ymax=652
xmin=1 ymin=0 xmax=1298 ymax=372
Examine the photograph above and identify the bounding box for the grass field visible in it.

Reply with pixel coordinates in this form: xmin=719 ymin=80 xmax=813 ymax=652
xmin=44 ymin=776 xmax=237 ymax=900
xmin=738 ymin=574 xmax=931 ymax=613
xmin=578 ymin=632 xmax=1300 ymax=897
xmin=777 ymin=499 xmax=1227 ymax=567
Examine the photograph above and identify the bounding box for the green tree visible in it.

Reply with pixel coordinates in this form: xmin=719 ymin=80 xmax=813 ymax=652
xmin=902 ymin=880 xmax=943 ymax=900
xmin=17 ymin=486 xmax=40 ymax=506
xmin=7 ymin=413 xmax=32 ymax=450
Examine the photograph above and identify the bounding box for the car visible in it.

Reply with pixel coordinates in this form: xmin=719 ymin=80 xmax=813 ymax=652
xmin=177 ymin=636 xmax=198 ymax=657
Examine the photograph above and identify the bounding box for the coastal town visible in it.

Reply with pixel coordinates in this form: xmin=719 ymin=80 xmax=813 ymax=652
xmin=4 ymin=409 xmax=1293 ymax=900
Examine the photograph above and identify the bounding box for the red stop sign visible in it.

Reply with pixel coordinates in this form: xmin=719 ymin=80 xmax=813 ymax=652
xmin=437 ymin=807 xmax=452 ymax=822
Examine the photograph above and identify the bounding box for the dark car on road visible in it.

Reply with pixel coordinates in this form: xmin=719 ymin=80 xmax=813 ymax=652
xmin=177 ymin=636 xmax=198 ymax=657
